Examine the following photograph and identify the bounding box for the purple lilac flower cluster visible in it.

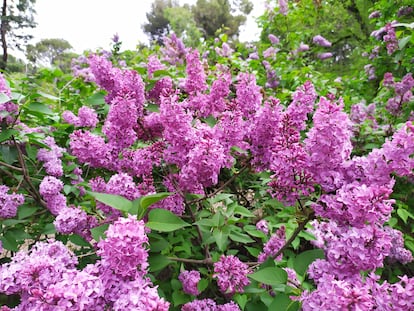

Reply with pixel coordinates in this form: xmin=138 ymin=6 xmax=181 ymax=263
xmin=0 ymin=216 xmax=169 ymax=310
xmin=0 ymin=185 xmax=24 ymax=219
xmin=213 ymin=255 xmax=250 ymax=295
xmin=161 ymin=33 xmax=187 ymax=65
xmin=258 ymin=226 xmax=285 ymax=262
xmin=62 ymin=106 xmax=99 ymax=128
xmin=39 ymin=176 xmax=67 ymax=215
xmin=179 ymin=270 xmax=201 ymax=296
xmin=37 ymin=136 xmax=66 ymax=177
xmin=382 ymin=72 xmax=414 ymax=115
xmin=264 ymin=82 xmax=316 ymax=204
xmin=313 ymin=35 xmax=332 ymax=47
xmin=305 ymin=96 xmax=353 ymax=192
xmin=0 ymin=73 xmax=19 ymax=125
xmin=182 ymin=299 xmax=241 ymax=311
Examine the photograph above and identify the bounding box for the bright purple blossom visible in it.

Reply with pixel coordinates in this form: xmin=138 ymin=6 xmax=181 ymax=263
xmin=305 ymin=97 xmax=353 ymax=192
xmin=97 ymin=215 xmax=150 ymax=278
xmin=161 ymin=33 xmax=187 ymax=65
xmin=235 ymin=73 xmax=262 ymax=118
xmin=0 ymin=185 xmax=24 ymax=219
xmin=313 ymin=35 xmax=332 ymax=47
xmin=258 ymin=226 xmax=285 ymax=262
xmin=62 ymin=106 xmax=98 ymax=128
xmin=278 ymin=0 xmax=288 ymax=15
xmin=213 ymin=255 xmax=250 ymax=295
xmin=383 ymin=23 xmax=398 ymax=55
xmin=256 ymin=219 xmax=269 ymax=234
xmin=54 ymin=206 xmax=89 ymax=234
xmin=179 ymin=270 xmax=201 ymax=296
xmin=37 ymin=136 xmax=66 ymax=177
xmin=184 ymin=49 xmax=207 ymax=94
xmin=369 ymin=10 xmax=381 ymax=19
xmin=317 ymin=52 xmax=333 ymax=60
xmin=268 ymin=34 xmax=280 ymax=45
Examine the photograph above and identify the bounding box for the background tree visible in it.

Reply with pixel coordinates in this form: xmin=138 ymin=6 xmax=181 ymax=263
xmin=143 ymin=0 xmax=178 ymax=45
xmin=192 ymin=0 xmax=253 ymax=38
xmin=164 ymin=4 xmax=202 ymax=47
xmin=0 ymin=0 xmax=36 ymax=70
xmin=26 ymin=38 xmax=73 ymax=69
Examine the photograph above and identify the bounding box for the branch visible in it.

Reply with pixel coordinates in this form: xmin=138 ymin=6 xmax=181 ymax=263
xmin=273 ymin=210 xmax=315 ymax=260
xmin=0 ymin=160 xmax=23 ymax=171
xmin=13 ymin=137 xmax=47 ymax=208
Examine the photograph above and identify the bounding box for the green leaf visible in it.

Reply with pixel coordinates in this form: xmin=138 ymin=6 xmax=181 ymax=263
xmin=197 ymin=278 xmax=209 ymax=293
xmin=90 ymin=224 xmax=109 ymax=241
xmin=268 ymin=293 xmax=300 ymax=311
xmin=1 ymin=231 xmax=19 ymax=251
xmin=86 ymin=91 xmax=106 ymax=106
xmin=146 ymin=208 xmax=190 ymax=232
xmin=248 ymin=267 xmax=288 ymax=286
xmin=18 ymin=205 xmax=40 ymax=219
xmin=26 ymin=102 xmax=55 ymax=115
xmin=213 ymin=228 xmax=229 ymax=251
xmin=37 ymin=91 xmax=59 ymax=101
xmin=42 ymin=223 xmax=56 ymax=235
xmin=293 ymin=249 xmax=325 ymax=276
xmin=234 ymin=205 xmax=255 ymax=217
xmin=134 ymin=192 xmax=171 ymax=218
xmin=149 ymin=254 xmax=171 ymax=272
xmin=397 ymin=207 xmax=414 ymax=224
xmin=88 ymin=191 xmax=132 ymax=213
xmin=229 ymin=230 xmax=255 ymax=243
xmin=399 ymin=36 xmax=411 ymax=50
xmin=0 ymin=92 xmax=10 ymax=104
xmin=0 ymin=145 xmax=18 ymax=164
xmin=233 ymin=294 xmax=248 ymax=310
xmin=68 ymin=234 xmax=91 ymax=247
xmin=0 ymin=129 xmax=18 ymax=143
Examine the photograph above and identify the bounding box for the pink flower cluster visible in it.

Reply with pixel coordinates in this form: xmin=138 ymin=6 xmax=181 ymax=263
xmin=0 ymin=216 xmax=169 ymax=310
xmin=179 ymin=270 xmax=201 ymax=296
xmin=37 ymin=136 xmax=66 ymax=177
xmin=213 ymin=255 xmax=250 ymax=295
xmin=382 ymin=72 xmax=414 ymax=115
xmin=62 ymin=106 xmax=99 ymax=128
xmin=0 ymin=185 xmax=24 ymax=219
xmin=182 ymin=299 xmax=240 ymax=311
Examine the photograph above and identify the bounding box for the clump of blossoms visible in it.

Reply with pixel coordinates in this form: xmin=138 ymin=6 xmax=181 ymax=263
xmin=0 ymin=216 xmax=169 ymax=310
xmin=213 ymin=255 xmax=250 ymax=295
xmin=39 ymin=175 xmax=67 ymax=215
xmin=0 ymin=185 xmax=24 ymax=219
xmin=179 ymin=270 xmax=201 ymax=296
xmin=62 ymin=106 xmax=99 ymax=128
xmin=182 ymin=299 xmax=241 ymax=311
xmin=37 ymin=136 xmax=66 ymax=177
xmin=258 ymin=226 xmax=286 ymax=262
xmin=313 ymin=35 xmax=332 ymax=47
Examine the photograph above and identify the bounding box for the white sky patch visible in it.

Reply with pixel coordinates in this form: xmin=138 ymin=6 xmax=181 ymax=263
xmin=29 ymin=0 xmax=263 ymax=54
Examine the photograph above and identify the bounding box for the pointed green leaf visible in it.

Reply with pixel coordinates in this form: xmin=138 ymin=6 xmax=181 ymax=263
xmin=293 ymin=249 xmax=325 ymax=276
xmin=0 ymin=129 xmax=18 ymax=143
xmin=136 ymin=192 xmax=171 ymax=218
xmin=148 ymin=254 xmax=171 ymax=272
xmin=88 ymin=191 xmax=132 ymax=213
xmin=90 ymin=224 xmax=109 ymax=241
xmin=268 ymin=293 xmax=300 ymax=311
xmin=146 ymin=208 xmax=190 ymax=232
xmin=248 ymin=267 xmax=287 ymax=286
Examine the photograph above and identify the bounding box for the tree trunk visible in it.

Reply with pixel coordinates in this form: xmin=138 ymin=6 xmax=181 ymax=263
xmin=1 ymin=0 xmax=8 ymax=70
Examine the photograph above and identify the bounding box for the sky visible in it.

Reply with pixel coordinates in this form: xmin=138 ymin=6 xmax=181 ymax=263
xmin=29 ymin=0 xmax=264 ymax=54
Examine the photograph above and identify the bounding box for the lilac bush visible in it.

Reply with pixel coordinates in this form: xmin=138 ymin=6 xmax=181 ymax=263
xmin=0 ymin=2 xmax=413 ymax=310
